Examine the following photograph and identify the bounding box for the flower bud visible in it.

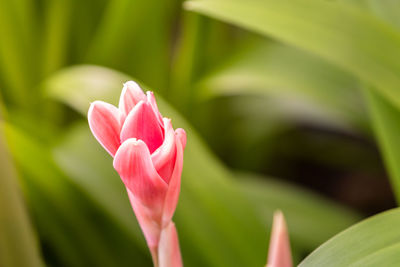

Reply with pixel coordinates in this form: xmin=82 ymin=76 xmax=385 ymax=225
xmin=88 ymin=81 xmax=185 ymax=267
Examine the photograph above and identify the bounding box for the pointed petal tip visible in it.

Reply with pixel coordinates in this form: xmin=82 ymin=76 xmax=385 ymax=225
xmin=147 ymin=91 xmax=164 ymax=125
xmin=163 ymin=117 xmax=171 ymax=124
xmin=120 ymin=101 xmax=164 ymax=153
xmin=88 ymin=101 xmax=121 ymax=156
xmin=267 ymin=210 xmax=292 ymax=267
xmin=151 ymin=118 xmax=176 ymax=183
xmin=88 ymin=100 xmax=105 ymax=115
xmin=146 ymin=90 xmax=154 ymax=98
xmin=119 ymin=81 xmax=146 ymax=117
xmin=175 ymin=128 xmax=186 ymax=149
xmin=124 ymin=80 xmax=141 ymax=87
xmin=146 ymin=91 xmax=159 ymax=105
xmin=123 ymin=81 xmax=144 ymax=96
xmin=273 ymin=210 xmax=285 ymax=225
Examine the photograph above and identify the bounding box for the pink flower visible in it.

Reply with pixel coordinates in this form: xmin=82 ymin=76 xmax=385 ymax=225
xmin=88 ymin=81 xmax=186 ymax=267
xmin=266 ymin=211 xmax=292 ymax=267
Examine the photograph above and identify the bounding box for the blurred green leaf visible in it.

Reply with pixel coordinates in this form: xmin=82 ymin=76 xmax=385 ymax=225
xmin=52 ymin=123 xmax=148 ymax=251
xmin=198 ymin=40 xmax=366 ymax=131
xmin=66 ymin=0 xmax=108 ymax=61
xmin=0 ymin=117 xmax=43 ymax=266
xmin=364 ymin=89 xmax=400 ymax=202
xmin=185 ymin=0 xmax=400 ymax=111
xmin=3 ymin=122 xmax=151 ymax=266
xmin=351 ymin=1 xmax=400 ymax=203
xmin=87 ymin=0 xmax=177 ymax=90
xmin=170 ymin=13 xmax=206 ymax=113
xmin=367 ymin=0 xmax=400 ymax=29
xmin=45 ymin=65 xmax=131 ymax=114
xmin=0 ymin=0 xmax=39 ymax=106
xmin=185 ymin=0 xmax=400 ymax=204
xmin=239 ymin=173 xmax=360 ymax=252
xmin=299 ymin=208 xmax=400 ymax=266
xmin=42 ymin=0 xmax=73 ymax=76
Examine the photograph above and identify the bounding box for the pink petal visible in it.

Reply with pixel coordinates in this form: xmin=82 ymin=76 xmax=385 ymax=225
xmin=161 ymin=134 xmax=184 ymax=227
xmin=152 ymin=118 xmax=177 ymax=184
xmin=158 ymin=222 xmax=183 ymax=267
xmin=120 ymin=101 xmax=164 ymax=153
xmin=88 ymin=101 xmax=121 ymax=156
xmin=147 ymin=91 xmax=164 ymax=126
xmin=175 ymin=128 xmax=186 ymax=149
xmin=267 ymin=211 xmax=292 ymax=267
xmin=113 ymin=139 xmax=168 ymax=210
xmin=127 ymin=188 xmax=162 ymax=249
xmin=119 ymin=81 xmax=146 ymax=121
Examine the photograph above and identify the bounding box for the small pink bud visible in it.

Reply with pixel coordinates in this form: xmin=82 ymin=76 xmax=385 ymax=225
xmin=266 ymin=211 xmax=293 ymax=267
xmin=88 ymin=81 xmax=185 ymax=267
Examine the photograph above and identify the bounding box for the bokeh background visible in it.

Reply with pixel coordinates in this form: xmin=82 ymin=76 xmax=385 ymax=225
xmin=1 ymin=0 xmax=400 ymax=266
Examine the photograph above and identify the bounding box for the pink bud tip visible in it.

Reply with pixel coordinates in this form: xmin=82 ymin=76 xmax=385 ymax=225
xmin=267 ymin=211 xmax=293 ymax=267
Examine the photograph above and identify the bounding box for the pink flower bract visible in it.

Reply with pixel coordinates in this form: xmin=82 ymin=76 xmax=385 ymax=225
xmin=88 ymin=81 xmax=186 ymax=267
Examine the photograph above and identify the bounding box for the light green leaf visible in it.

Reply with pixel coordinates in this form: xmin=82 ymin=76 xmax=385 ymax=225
xmin=299 ymin=208 xmax=400 ymax=267
xmin=45 ymin=65 xmax=131 ymax=114
xmin=0 ymin=118 xmax=43 ymax=266
xmin=53 ymin=123 xmax=147 ymax=251
xmin=0 ymin=0 xmax=39 ymax=106
xmin=364 ymin=89 xmax=400 ymax=202
xmin=184 ymin=0 xmax=400 ymax=111
xmin=239 ymin=173 xmax=360 ymax=252
xmin=199 ymin=40 xmax=366 ymax=131
xmin=348 ymin=1 xmax=400 ymax=203
xmin=367 ymin=0 xmax=400 ymax=29
xmin=184 ymin=0 xmax=400 ymax=203
xmin=42 ymin=0 xmax=73 ymax=76
xmin=3 ymin=122 xmax=151 ymax=266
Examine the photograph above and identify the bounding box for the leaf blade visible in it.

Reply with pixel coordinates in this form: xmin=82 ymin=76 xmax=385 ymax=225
xmin=299 ymin=208 xmax=400 ymax=266
xmin=185 ymin=0 xmax=400 ymax=110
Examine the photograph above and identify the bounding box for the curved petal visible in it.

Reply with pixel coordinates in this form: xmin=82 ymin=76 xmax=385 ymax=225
xmin=161 ymin=135 xmax=183 ymax=227
xmin=158 ymin=222 xmax=183 ymax=267
xmin=152 ymin=118 xmax=177 ymax=184
xmin=175 ymin=128 xmax=186 ymax=149
xmin=119 ymin=81 xmax=146 ymax=121
xmin=126 ymin=188 xmax=162 ymax=249
xmin=113 ymin=139 xmax=168 ymax=210
xmin=120 ymin=101 xmax=164 ymax=153
xmin=147 ymin=91 xmax=164 ymax=127
xmin=88 ymin=101 xmax=121 ymax=156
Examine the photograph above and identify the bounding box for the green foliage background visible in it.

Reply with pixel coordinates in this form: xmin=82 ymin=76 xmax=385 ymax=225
xmin=1 ymin=0 xmax=400 ymax=266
